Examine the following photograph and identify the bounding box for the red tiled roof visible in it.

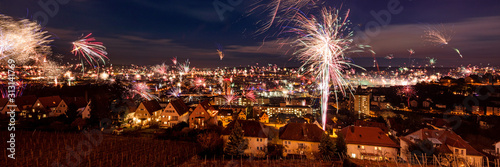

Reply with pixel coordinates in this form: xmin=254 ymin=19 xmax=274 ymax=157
xmin=402 ymin=129 xmax=484 ymax=156
xmin=15 ymin=95 xmax=37 ymax=109
xmin=340 ymin=126 xmax=399 ymax=148
xmin=141 ymin=100 xmax=162 ymax=114
xmin=170 ymin=99 xmax=188 ymax=116
xmin=279 ymin=123 xmax=324 ymax=142
xmin=38 ymin=96 xmax=62 ymax=108
xmin=223 ymin=120 xmax=267 ymax=138
xmin=354 ymin=120 xmax=389 ymax=132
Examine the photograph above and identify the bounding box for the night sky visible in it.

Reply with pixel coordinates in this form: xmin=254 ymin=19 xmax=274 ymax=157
xmin=1 ymin=0 xmax=499 ymax=68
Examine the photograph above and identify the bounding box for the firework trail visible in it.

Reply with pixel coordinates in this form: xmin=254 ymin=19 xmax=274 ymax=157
xmin=0 ymin=14 xmax=52 ymax=64
xmin=216 ymin=43 xmax=225 ymax=60
xmin=1 ymin=81 xmax=25 ymax=98
xmin=407 ymin=49 xmax=415 ymax=66
xmin=288 ymin=8 xmax=365 ymax=129
xmin=423 ymin=25 xmax=463 ymax=58
xmin=72 ymin=33 xmax=108 ymax=68
xmin=248 ymin=0 xmax=317 ymax=35
xmin=453 ymin=48 xmax=463 ymax=58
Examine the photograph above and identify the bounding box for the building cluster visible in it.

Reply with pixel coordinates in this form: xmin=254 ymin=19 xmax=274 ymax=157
xmin=0 ymin=95 xmax=91 ymax=119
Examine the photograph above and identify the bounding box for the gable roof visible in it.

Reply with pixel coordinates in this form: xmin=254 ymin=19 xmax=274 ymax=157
xmin=169 ymin=99 xmax=188 ymax=116
xmin=15 ymin=95 xmax=37 ymax=109
xmin=62 ymin=96 xmax=88 ymax=108
xmin=354 ymin=120 xmax=389 ymax=133
xmin=279 ymin=123 xmax=324 ymax=142
xmin=223 ymin=120 xmax=267 ymax=138
xmin=37 ymin=96 xmax=62 ymax=108
xmin=402 ymin=129 xmax=483 ymax=156
xmin=0 ymin=98 xmax=8 ymax=107
xmin=141 ymin=100 xmax=162 ymax=114
xmin=340 ymin=126 xmax=399 ymax=148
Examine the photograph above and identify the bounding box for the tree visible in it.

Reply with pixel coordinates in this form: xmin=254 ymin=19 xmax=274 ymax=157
xmin=224 ymin=121 xmax=248 ymax=157
xmin=319 ymin=133 xmax=336 ymax=160
xmin=197 ymin=131 xmax=223 ymax=156
xmin=267 ymin=144 xmax=284 ymax=159
xmin=335 ymin=133 xmax=347 ymax=157
xmin=65 ymin=103 xmax=79 ymax=122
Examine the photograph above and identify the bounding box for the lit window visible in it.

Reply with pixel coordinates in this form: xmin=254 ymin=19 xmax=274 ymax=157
xmin=351 ymin=153 xmax=356 ymax=158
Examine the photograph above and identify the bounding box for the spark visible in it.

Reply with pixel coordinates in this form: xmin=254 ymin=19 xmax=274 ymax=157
xmin=288 ymin=8 xmax=365 ymax=129
xmin=71 ymin=33 xmax=108 ymax=68
xmin=423 ymin=25 xmax=453 ymax=46
xmin=130 ymin=82 xmax=157 ymax=100
xmin=249 ymin=0 xmax=316 ymax=34
xmin=454 ymin=48 xmax=463 ymax=58
xmin=0 ymin=14 xmax=52 ymax=64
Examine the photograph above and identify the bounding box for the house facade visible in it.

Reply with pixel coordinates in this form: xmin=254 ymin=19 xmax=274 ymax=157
xmin=222 ymin=120 xmax=268 ymax=157
xmin=133 ymin=100 xmax=162 ymax=125
xmin=189 ymin=100 xmax=217 ymax=129
xmin=280 ymin=123 xmax=324 ymax=158
xmin=340 ymin=126 xmax=399 ymax=161
xmin=33 ymin=96 xmax=63 ymax=119
xmin=160 ymin=99 xmax=189 ymax=127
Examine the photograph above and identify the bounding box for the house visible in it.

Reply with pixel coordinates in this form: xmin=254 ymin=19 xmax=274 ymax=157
xmin=189 ymin=100 xmax=217 ymax=129
xmin=258 ymin=112 xmax=269 ymax=123
xmin=222 ymin=120 xmax=268 ymax=157
xmin=0 ymin=98 xmax=19 ymax=115
xmin=33 ymin=96 xmax=63 ymax=119
xmin=160 ymin=99 xmax=189 ymax=127
xmin=78 ymin=100 xmax=92 ymax=119
xmin=62 ymin=97 xmax=88 ymax=117
xmin=216 ymin=109 xmax=234 ymax=127
xmin=400 ymin=129 xmax=485 ymax=167
xmin=340 ymin=126 xmax=399 ymax=161
xmin=237 ymin=110 xmax=246 ymax=120
xmin=133 ymin=100 xmax=162 ymax=125
xmin=354 ymin=120 xmax=389 ymax=133
xmin=280 ymin=123 xmax=324 ymax=158
xmin=15 ymin=95 xmax=37 ymax=118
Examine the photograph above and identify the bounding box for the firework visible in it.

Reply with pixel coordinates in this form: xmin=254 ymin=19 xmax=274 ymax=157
xmin=288 ymin=8 xmax=364 ymax=129
xmin=249 ymin=0 xmax=316 ymax=34
xmin=168 ymin=87 xmax=181 ymax=97
xmin=385 ymin=54 xmax=394 ymax=60
xmin=152 ymin=63 xmax=168 ymax=75
xmin=423 ymin=25 xmax=463 ymax=58
xmin=408 ymin=49 xmax=415 ymax=55
xmin=0 ymin=14 xmax=52 ymax=64
xmin=245 ymin=90 xmax=257 ymax=102
xmin=397 ymin=85 xmax=416 ymax=107
xmin=223 ymin=93 xmax=239 ymax=107
xmin=71 ymin=33 xmax=108 ymax=68
xmin=171 ymin=56 xmax=177 ymax=65
xmin=177 ymin=59 xmax=191 ymax=74
xmin=216 ymin=43 xmax=224 ymax=60
xmin=423 ymin=25 xmax=453 ymax=46
xmin=427 ymin=57 xmax=437 ymax=65
xmin=193 ymin=77 xmax=206 ymax=88
xmin=130 ymin=82 xmax=157 ymax=100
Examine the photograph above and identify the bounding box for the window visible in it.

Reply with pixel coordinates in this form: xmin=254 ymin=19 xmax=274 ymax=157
xmin=375 ymin=147 xmax=382 ymax=151
xmin=351 ymin=153 xmax=356 ymax=158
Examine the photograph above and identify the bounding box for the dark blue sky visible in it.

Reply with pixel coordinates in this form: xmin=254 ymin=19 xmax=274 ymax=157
xmin=1 ymin=0 xmax=499 ymax=67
